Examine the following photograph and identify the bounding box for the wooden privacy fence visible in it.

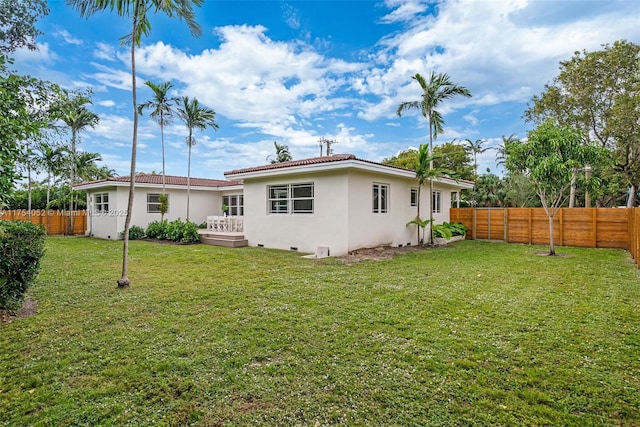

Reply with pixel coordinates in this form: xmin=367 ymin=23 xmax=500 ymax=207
xmin=0 ymin=209 xmax=87 ymax=236
xmin=451 ymin=207 xmax=640 ymax=267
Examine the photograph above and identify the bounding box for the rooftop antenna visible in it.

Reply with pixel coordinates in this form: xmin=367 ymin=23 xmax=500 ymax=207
xmin=318 ymin=137 xmax=339 ymax=156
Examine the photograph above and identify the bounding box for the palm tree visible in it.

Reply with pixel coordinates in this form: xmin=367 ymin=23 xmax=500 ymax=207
xmin=495 ymin=134 xmax=517 ymax=171
xmin=60 ymin=94 xmax=99 ymax=233
xmin=177 ymin=96 xmax=218 ymax=221
xmin=268 ymin=141 xmax=292 ymax=164
xmin=411 ymin=144 xmax=430 ymax=244
xmin=138 ymin=80 xmax=178 ymax=220
xmin=67 ymin=0 xmax=204 ymax=289
xmin=37 ymin=141 xmax=67 ymax=209
xmin=464 ymin=138 xmax=487 ymax=178
xmin=397 ymin=72 xmax=471 ymax=244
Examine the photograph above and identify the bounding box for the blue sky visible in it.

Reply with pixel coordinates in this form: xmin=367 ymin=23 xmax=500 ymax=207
xmin=14 ymin=0 xmax=640 ymax=180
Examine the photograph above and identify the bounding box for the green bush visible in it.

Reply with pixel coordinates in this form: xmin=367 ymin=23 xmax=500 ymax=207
xmin=181 ymin=221 xmax=200 ymax=243
xmin=446 ymin=222 xmax=468 ymax=236
xmin=0 ymin=221 xmax=46 ymax=312
xmin=128 ymin=225 xmax=145 ymax=240
xmin=433 ymin=222 xmax=468 ymax=239
xmin=145 ymin=220 xmax=168 ymax=239
xmin=166 ymin=219 xmax=185 ymax=241
xmin=432 ymin=224 xmax=453 ymax=239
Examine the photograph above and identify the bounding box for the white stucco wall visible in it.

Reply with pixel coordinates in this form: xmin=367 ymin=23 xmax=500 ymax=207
xmin=345 ymin=171 xmax=418 ymax=252
xmin=241 ymin=170 xmax=464 ymax=256
xmin=86 ymin=185 xmax=226 ymax=240
xmin=242 ymin=171 xmax=350 ymax=255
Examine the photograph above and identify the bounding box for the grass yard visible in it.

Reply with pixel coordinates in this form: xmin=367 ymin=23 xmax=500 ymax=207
xmin=1 ymin=238 xmax=639 ymax=426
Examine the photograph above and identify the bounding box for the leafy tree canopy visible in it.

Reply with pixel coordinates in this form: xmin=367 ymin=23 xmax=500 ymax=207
xmin=524 ymin=40 xmax=640 ymax=205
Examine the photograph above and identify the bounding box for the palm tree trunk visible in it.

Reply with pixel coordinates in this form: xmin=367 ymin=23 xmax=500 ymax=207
xmin=416 ymin=186 xmax=421 ymax=245
xmin=428 ymin=115 xmax=434 ymax=245
xmin=118 ymin=14 xmax=139 ymax=289
xmin=161 ymin=117 xmax=166 ymax=221
xmin=187 ymin=133 xmax=192 ymax=221
xmin=27 ymin=154 xmax=32 ymax=221
xmin=69 ymin=132 xmax=76 ymax=234
xmin=46 ymin=169 xmax=51 ymax=233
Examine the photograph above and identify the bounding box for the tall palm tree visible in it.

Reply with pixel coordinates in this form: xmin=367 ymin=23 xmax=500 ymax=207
xmin=177 ymin=96 xmax=218 ymax=221
xmin=60 ymin=94 xmax=99 ymax=233
xmin=397 ymin=72 xmax=471 ymax=244
xmin=464 ymin=138 xmax=487 ymax=178
xmin=37 ymin=141 xmax=67 ymax=209
xmin=138 ymin=80 xmax=178 ymax=220
xmin=67 ymin=0 xmax=204 ymax=289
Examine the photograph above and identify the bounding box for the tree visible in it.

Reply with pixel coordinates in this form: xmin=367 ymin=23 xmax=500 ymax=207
xmin=464 ymin=139 xmax=487 ymax=178
xmin=268 ymin=141 xmax=292 ymax=163
xmin=471 ymin=170 xmax=506 ymax=207
xmin=433 ymin=141 xmax=474 ymax=181
xmin=506 ymin=120 xmax=606 ymax=255
xmin=0 ymin=0 xmax=48 ymax=53
xmin=524 ymin=40 xmax=640 ymax=207
xmin=36 ymin=141 xmax=67 ymax=209
xmin=396 ymin=72 xmax=471 ymax=243
xmin=382 ymin=149 xmax=418 ymax=170
xmin=177 ymin=96 xmax=218 ymax=221
xmin=60 ymin=92 xmax=99 ymax=232
xmin=68 ymin=0 xmax=204 ymax=288
xmin=138 ymin=80 xmax=178 ymax=220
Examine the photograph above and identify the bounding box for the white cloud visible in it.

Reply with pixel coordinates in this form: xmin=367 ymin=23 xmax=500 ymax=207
xmin=93 ymin=42 xmax=118 ymax=62
xmin=97 ymin=100 xmax=116 ymax=107
xmin=53 ymin=29 xmax=83 ymax=46
xmin=13 ymin=42 xmax=58 ymax=64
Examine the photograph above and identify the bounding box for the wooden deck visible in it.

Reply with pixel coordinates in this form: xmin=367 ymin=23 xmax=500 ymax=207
xmin=198 ymin=230 xmax=248 ymax=248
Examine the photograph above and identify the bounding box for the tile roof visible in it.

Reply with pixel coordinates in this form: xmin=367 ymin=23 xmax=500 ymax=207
xmin=224 ymin=154 xmax=475 ymax=186
xmin=78 ymin=174 xmax=240 ymax=188
xmin=225 ymin=154 xmax=366 ymax=175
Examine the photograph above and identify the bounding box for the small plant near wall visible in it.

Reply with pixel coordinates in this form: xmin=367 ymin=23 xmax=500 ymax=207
xmin=128 ymin=225 xmax=145 ymax=240
xmin=221 ymin=203 xmax=229 ymax=216
xmin=433 ymin=222 xmax=468 ymax=244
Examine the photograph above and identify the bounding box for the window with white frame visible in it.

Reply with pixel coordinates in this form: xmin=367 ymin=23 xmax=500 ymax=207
xmin=223 ymin=194 xmax=244 ymax=216
xmin=410 ymin=188 xmax=418 ymax=207
xmin=147 ymin=193 xmax=167 ymax=213
xmin=94 ymin=192 xmax=109 ymax=213
xmin=372 ymin=183 xmax=389 ymax=213
xmin=432 ymin=191 xmax=442 ymax=213
xmin=268 ymin=183 xmax=314 ymax=214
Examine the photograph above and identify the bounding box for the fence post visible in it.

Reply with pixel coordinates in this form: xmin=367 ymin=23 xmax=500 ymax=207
xmin=504 ymin=208 xmax=507 ymax=242
xmin=559 ymin=208 xmax=564 ymax=247
xmin=528 ymin=208 xmax=532 ymax=245
xmin=592 ymin=208 xmax=597 ymax=248
xmin=473 ymin=208 xmax=477 ymax=240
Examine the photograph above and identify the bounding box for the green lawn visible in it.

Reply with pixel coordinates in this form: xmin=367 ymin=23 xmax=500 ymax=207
xmin=1 ymin=238 xmax=639 ymax=426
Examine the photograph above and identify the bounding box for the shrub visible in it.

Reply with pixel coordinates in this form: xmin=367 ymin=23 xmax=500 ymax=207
xmin=166 ymin=219 xmax=185 ymax=242
xmin=145 ymin=220 xmax=168 ymax=239
xmin=432 ymin=224 xmax=453 ymax=239
xmin=432 ymin=222 xmax=468 ymax=239
xmin=0 ymin=221 xmax=46 ymax=313
xmin=128 ymin=225 xmax=145 ymax=240
xmin=181 ymin=221 xmax=200 ymax=243
xmin=447 ymin=222 xmax=468 ymax=236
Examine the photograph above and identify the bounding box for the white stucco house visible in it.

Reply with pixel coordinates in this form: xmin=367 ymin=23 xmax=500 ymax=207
xmin=75 ymin=154 xmax=474 ymax=255
xmin=74 ymin=174 xmax=242 ymax=239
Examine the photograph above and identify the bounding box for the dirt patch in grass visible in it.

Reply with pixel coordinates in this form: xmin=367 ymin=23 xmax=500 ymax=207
xmin=339 ymin=245 xmax=428 ymax=263
xmin=0 ymin=298 xmax=37 ymax=323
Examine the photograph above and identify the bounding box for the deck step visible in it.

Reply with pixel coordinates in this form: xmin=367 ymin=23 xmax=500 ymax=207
xmin=199 ymin=233 xmax=248 ymax=248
